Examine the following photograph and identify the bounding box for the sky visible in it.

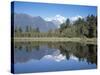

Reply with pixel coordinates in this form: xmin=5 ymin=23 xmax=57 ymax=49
xmin=13 ymin=1 xmax=97 ymax=22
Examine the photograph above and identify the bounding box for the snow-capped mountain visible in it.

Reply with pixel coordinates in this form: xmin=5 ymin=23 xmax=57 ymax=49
xmin=45 ymin=14 xmax=66 ymax=28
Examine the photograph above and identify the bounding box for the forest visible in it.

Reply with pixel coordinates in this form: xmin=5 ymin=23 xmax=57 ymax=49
xmin=14 ymin=15 xmax=97 ymax=38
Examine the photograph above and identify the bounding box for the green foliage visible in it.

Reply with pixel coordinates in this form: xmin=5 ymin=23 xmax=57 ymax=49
xmin=86 ymin=15 xmax=97 ymax=38
xmin=14 ymin=15 xmax=97 ymax=38
xmin=59 ymin=15 xmax=97 ymax=38
xmin=65 ymin=18 xmax=70 ymax=27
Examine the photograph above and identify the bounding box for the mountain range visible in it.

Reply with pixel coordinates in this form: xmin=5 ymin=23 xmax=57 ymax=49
xmin=14 ymin=13 xmax=61 ymax=32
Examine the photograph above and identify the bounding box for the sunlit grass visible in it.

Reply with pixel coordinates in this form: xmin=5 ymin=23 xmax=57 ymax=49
xmin=14 ymin=37 xmax=97 ymax=44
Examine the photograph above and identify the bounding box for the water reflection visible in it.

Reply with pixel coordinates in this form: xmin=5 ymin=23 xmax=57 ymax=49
xmin=14 ymin=42 xmax=97 ymax=73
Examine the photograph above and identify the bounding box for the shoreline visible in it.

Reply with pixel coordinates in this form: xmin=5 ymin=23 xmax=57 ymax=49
xmin=13 ymin=37 xmax=97 ymax=44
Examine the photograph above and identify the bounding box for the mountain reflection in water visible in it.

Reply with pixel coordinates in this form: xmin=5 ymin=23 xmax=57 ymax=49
xmin=13 ymin=42 xmax=97 ymax=73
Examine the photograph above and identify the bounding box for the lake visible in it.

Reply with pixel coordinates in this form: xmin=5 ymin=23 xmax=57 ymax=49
xmin=13 ymin=42 xmax=97 ymax=74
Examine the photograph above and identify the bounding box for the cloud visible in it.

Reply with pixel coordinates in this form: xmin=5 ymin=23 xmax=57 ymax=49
xmin=70 ymin=15 xmax=83 ymax=21
xmin=42 ymin=54 xmax=66 ymax=62
xmin=45 ymin=14 xmax=66 ymax=23
xmin=45 ymin=15 xmax=83 ymax=23
xmin=44 ymin=15 xmax=83 ymax=28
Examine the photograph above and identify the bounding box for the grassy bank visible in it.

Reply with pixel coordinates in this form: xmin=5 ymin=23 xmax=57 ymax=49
xmin=13 ymin=37 xmax=97 ymax=44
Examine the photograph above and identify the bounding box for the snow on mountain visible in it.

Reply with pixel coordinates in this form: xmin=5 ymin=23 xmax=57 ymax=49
xmin=45 ymin=14 xmax=66 ymax=28
xmin=14 ymin=13 xmax=83 ymax=32
xmin=45 ymin=14 xmax=66 ymax=23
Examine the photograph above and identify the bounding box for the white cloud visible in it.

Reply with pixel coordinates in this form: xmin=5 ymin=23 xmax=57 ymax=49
xmin=70 ymin=15 xmax=83 ymax=21
xmin=44 ymin=15 xmax=83 ymax=28
xmin=42 ymin=54 xmax=66 ymax=62
xmin=45 ymin=14 xmax=66 ymax=24
xmin=45 ymin=15 xmax=83 ymax=23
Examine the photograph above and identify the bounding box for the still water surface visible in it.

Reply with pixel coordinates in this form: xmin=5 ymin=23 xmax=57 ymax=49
xmin=13 ymin=42 xmax=97 ymax=73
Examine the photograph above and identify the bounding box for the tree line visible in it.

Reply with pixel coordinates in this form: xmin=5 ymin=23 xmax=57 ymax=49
xmin=14 ymin=15 xmax=97 ymax=38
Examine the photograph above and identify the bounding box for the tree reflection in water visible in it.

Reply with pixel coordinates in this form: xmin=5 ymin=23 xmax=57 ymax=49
xmin=14 ymin=42 xmax=97 ymax=65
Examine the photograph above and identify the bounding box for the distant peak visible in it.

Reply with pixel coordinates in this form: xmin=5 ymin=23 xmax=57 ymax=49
xmin=44 ymin=14 xmax=66 ymax=24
